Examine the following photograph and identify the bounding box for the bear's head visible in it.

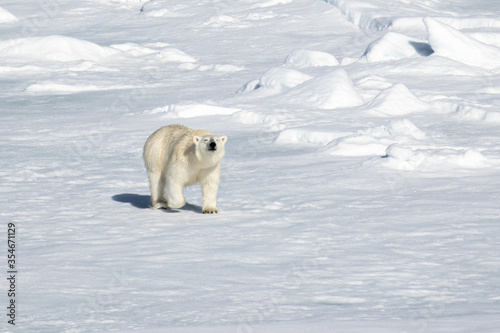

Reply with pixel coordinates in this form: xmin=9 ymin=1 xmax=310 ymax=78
xmin=193 ymin=134 xmax=227 ymax=165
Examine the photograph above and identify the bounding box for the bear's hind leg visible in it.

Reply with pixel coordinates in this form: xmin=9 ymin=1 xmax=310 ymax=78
xmin=148 ymin=171 xmax=167 ymax=209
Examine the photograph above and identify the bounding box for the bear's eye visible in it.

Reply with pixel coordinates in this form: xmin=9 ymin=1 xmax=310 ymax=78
xmin=204 ymin=139 xmax=209 ymax=142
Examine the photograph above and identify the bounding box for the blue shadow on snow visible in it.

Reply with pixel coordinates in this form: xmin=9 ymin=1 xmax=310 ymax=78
xmin=112 ymin=193 xmax=203 ymax=213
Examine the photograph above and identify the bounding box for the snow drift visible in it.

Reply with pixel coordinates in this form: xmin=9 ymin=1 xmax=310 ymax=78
xmin=363 ymin=32 xmax=434 ymax=63
xmin=325 ymin=119 xmax=426 ymax=156
xmin=284 ymin=69 xmax=365 ymax=109
xmin=275 ymin=128 xmax=350 ymax=146
xmin=284 ymin=49 xmax=339 ymax=68
xmin=0 ymin=6 xmax=17 ymax=23
xmin=146 ymin=103 xmax=241 ymax=118
xmin=0 ymin=35 xmax=119 ymax=63
xmin=382 ymin=144 xmax=489 ymax=171
xmin=257 ymin=67 xmax=313 ymax=92
xmin=424 ymin=17 xmax=500 ymax=70
xmin=367 ymin=83 xmax=429 ymax=116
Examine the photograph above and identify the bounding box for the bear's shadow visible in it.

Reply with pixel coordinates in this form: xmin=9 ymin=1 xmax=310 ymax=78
xmin=112 ymin=193 xmax=203 ymax=213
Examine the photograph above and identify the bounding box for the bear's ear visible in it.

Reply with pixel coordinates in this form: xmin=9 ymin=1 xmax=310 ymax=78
xmin=220 ymin=136 xmax=227 ymax=143
xmin=193 ymin=136 xmax=201 ymax=144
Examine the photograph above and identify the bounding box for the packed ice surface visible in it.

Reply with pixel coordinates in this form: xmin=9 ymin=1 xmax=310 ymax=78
xmin=1 ymin=0 xmax=500 ymax=332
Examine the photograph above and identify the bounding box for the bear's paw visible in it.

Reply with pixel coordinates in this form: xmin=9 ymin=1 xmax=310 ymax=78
xmin=151 ymin=202 xmax=168 ymax=210
xmin=202 ymin=207 xmax=219 ymax=214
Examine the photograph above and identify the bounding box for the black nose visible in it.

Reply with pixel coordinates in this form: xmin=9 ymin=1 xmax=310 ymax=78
xmin=209 ymin=142 xmax=216 ymax=149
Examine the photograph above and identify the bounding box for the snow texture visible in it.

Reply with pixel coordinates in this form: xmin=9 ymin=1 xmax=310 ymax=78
xmin=1 ymin=0 xmax=500 ymax=332
xmin=0 ymin=6 xmax=17 ymax=23
xmin=424 ymin=17 xmax=500 ymax=70
xmin=284 ymin=49 xmax=339 ymax=68
xmin=0 ymin=35 xmax=120 ymax=63
xmin=363 ymin=32 xmax=434 ymax=62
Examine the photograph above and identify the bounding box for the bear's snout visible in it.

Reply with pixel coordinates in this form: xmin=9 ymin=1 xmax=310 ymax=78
xmin=209 ymin=141 xmax=217 ymax=151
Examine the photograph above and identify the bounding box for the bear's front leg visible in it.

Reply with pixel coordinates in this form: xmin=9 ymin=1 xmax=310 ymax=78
xmin=165 ymin=181 xmax=186 ymax=209
xmin=200 ymin=166 xmax=220 ymax=214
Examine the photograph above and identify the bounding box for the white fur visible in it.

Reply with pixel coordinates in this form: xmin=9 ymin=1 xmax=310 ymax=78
xmin=143 ymin=124 xmax=227 ymax=214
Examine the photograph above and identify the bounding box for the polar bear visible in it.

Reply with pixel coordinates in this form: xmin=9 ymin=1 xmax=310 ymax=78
xmin=143 ymin=124 xmax=227 ymax=214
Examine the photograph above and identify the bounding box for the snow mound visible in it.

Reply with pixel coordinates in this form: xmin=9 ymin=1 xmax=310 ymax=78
xmin=0 ymin=65 xmax=48 ymax=75
xmin=236 ymin=79 xmax=261 ymax=93
xmin=25 ymin=82 xmax=100 ymax=95
xmin=468 ymin=32 xmax=500 ymax=48
xmin=110 ymin=43 xmax=158 ymax=56
xmin=256 ymin=0 xmax=293 ymax=8
xmin=157 ymin=48 xmax=197 ymax=63
xmin=435 ymin=17 xmax=500 ymax=31
xmin=257 ymin=67 xmax=313 ymax=92
xmin=378 ymin=119 xmax=426 ymax=140
xmin=382 ymin=144 xmax=489 ymax=171
xmin=325 ymin=119 xmax=426 ymax=156
xmin=284 ymin=69 xmax=365 ymax=109
xmin=25 ymin=81 xmax=135 ymax=95
xmin=275 ymin=128 xmax=351 ymax=146
xmin=204 ymin=15 xmax=235 ymax=27
xmin=424 ymin=17 xmax=500 ymax=70
xmin=89 ymin=0 xmax=144 ymax=8
xmin=327 ymin=0 xmax=392 ymax=30
xmin=231 ymin=110 xmax=284 ymax=129
xmin=140 ymin=2 xmax=184 ymax=18
xmin=247 ymin=11 xmax=277 ymax=20
xmin=195 ymin=64 xmax=244 ymax=72
xmin=203 ymin=15 xmax=248 ymax=28
xmin=142 ymin=9 xmax=171 ymax=18
xmin=325 ymin=134 xmax=388 ymax=156
xmin=444 ymin=103 xmax=500 ymax=123
xmin=0 ymin=35 xmax=119 ymax=63
xmin=363 ymin=32 xmax=434 ymax=63
xmin=110 ymin=42 xmax=197 ymax=63
xmin=284 ymin=49 xmax=339 ymax=68
xmin=67 ymin=60 xmax=118 ymax=72
xmin=147 ymin=103 xmax=241 ymax=118
xmin=0 ymin=7 xmax=17 ymax=23
xmin=355 ymin=75 xmax=393 ymax=94
xmin=484 ymin=112 xmax=500 ymax=123
xmin=367 ymin=83 xmax=428 ymax=116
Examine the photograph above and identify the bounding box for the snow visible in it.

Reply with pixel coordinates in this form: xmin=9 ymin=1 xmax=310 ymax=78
xmin=257 ymin=67 xmax=313 ymax=92
xmin=381 ymin=145 xmax=489 ymax=172
xmin=148 ymin=104 xmax=242 ymax=119
xmin=1 ymin=0 xmax=500 ymax=332
xmin=284 ymin=49 xmax=339 ymax=68
xmin=424 ymin=17 xmax=500 ymax=70
xmin=362 ymin=32 xmax=433 ymax=63
xmin=275 ymin=128 xmax=350 ymax=146
xmin=325 ymin=119 xmax=427 ymax=157
xmin=0 ymin=35 xmax=119 ymax=63
xmin=366 ymin=83 xmax=429 ymax=116
xmin=283 ymin=69 xmax=365 ymax=109
xmin=0 ymin=6 xmax=17 ymax=23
